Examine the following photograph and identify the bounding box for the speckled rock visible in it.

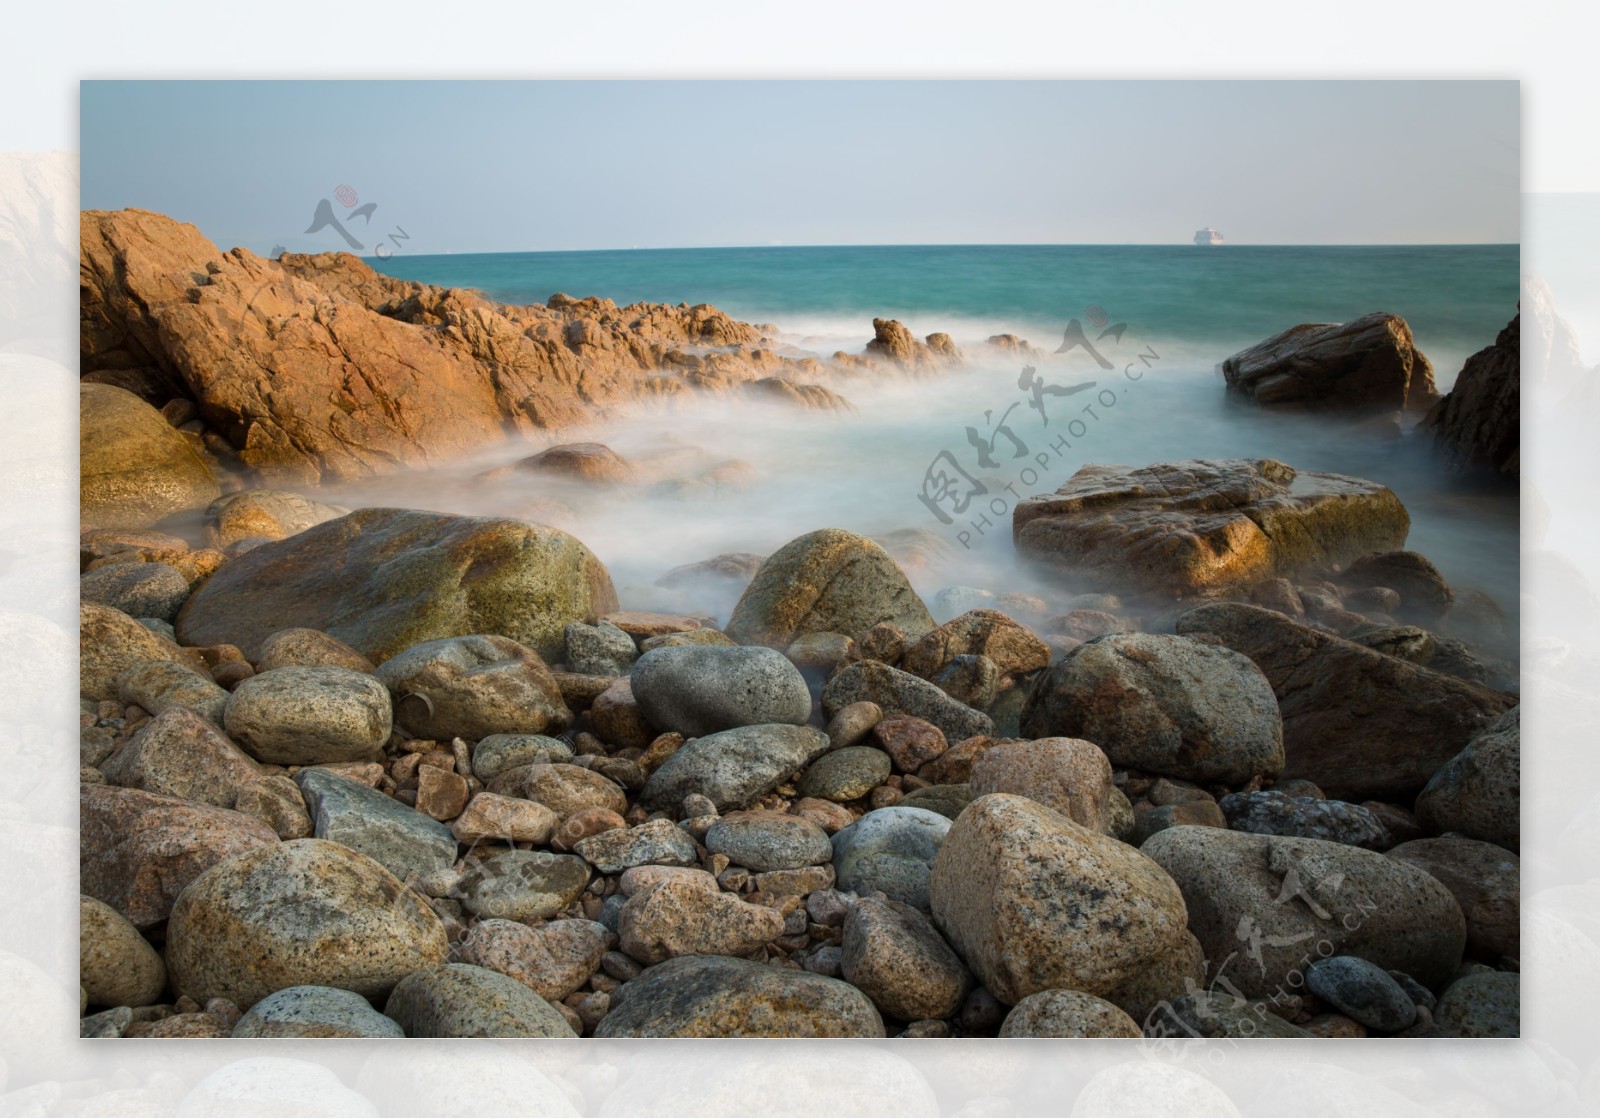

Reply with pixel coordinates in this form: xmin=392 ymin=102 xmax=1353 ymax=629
xmin=80 ymin=784 xmax=278 ymax=927
xmin=374 ymin=634 xmax=570 ymax=741
xmin=901 ymin=608 xmax=1051 ymax=680
xmin=82 ymin=562 xmax=191 ymax=623
xmin=595 ymin=954 xmax=884 ymax=1037
xmin=969 ymin=737 xmax=1114 ymax=834
xmin=826 ymin=701 xmax=884 ymax=749
xmin=81 ymin=601 xmax=199 ymax=701
xmin=455 ymin=918 xmax=609 ymax=1001
xmin=638 ymin=724 xmax=831 ymax=813
xmin=618 ymin=876 xmax=785 ymax=964
xmin=1415 ymin=707 xmax=1519 ymax=852
xmin=232 ymin=775 xmax=313 ymax=840
xmin=450 ymin=792 xmax=559 ymax=845
xmin=115 ymin=659 xmax=230 ymax=725
xmin=929 ymin=794 xmax=1191 ymax=1006
xmin=165 ymin=839 xmax=449 ymax=1009
xmin=1220 ymin=790 xmax=1390 ymax=849
xmin=574 ymin=818 xmax=699 ymax=873
xmin=1387 ymin=837 xmax=1519 ymax=958
xmin=384 ymin=963 xmax=576 ymax=1037
xmin=487 ymin=763 xmax=628 ymax=819
xmin=254 ymin=627 xmax=376 ymax=674
xmin=999 ymin=990 xmax=1143 ymax=1037
xmin=1436 ymin=971 xmax=1518 ymax=1037
xmin=872 ymin=715 xmax=947 ymax=773
xmin=797 ymin=747 xmax=892 ymax=802
xmin=456 ymin=849 xmax=590 ymax=920
xmin=831 ymin=806 xmax=952 ymax=909
xmin=1142 ymin=826 xmax=1466 ymax=999
xmin=842 ymin=896 xmax=972 ymax=1021
xmin=294 ymin=768 xmax=457 ymax=883
xmin=1020 ymin=633 xmax=1283 ymax=784
xmin=563 ymin=619 xmax=638 ymax=676
xmin=705 ymin=811 xmax=833 ymax=872
xmin=822 ymin=661 xmax=994 ymax=743
xmin=630 ymin=645 xmax=810 ymax=737
xmin=231 ymin=985 xmax=405 ymax=1038
xmin=470 ymin=734 xmax=572 ymax=782
xmin=80 ymin=895 xmax=166 ymax=1009
xmin=726 ymin=528 xmax=935 ymax=649
xmin=100 ymin=706 xmax=262 ymax=808
xmin=223 ymin=665 xmax=391 ymax=765
xmin=80 ymin=382 xmax=221 ymax=529
xmin=1304 ymin=955 xmax=1416 ymax=1032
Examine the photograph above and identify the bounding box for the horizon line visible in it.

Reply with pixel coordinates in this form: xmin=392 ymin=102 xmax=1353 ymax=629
xmin=352 ymin=240 xmax=1521 ymax=260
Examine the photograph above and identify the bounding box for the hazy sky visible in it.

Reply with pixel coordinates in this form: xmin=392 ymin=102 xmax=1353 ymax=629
xmin=80 ymin=80 xmax=1518 ymax=253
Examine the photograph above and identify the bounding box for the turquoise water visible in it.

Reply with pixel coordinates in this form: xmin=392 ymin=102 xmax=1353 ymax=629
xmin=352 ymin=244 xmax=1520 ymax=631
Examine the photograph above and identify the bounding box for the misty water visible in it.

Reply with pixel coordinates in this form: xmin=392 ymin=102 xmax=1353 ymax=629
xmin=322 ymin=244 xmax=1519 ymax=640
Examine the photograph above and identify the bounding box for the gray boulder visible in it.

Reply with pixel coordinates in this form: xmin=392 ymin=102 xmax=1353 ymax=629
xmin=295 ymin=768 xmax=457 ymax=883
xmin=823 ymin=661 xmax=993 ymax=744
xmin=831 ymin=806 xmax=951 ymax=910
xmin=638 ymin=724 xmax=831 ymax=813
xmin=630 ymin=645 xmax=810 ymax=737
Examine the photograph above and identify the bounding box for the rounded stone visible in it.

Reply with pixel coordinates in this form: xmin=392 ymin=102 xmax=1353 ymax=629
xmin=165 ymin=838 xmax=450 ymax=1009
xmin=630 ymin=645 xmax=810 ymax=737
xmin=638 ymin=724 xmax=832 ymax=813
xmin=617 ymin=877 xmax=785 ymax=965
xmin=471 ymin=734 xmax=573 ymax=782
xmin=831 ymin=805 xmax=951 ymax=910
xmin=1387 ymin=836 xmax=1519 ymax=959
xmin=1435 ymin=971 xmax=1518 ymax=1037
xmin=798 ymin=747 xmax=892 ymax=802
xmin=80 ymin=382 xmax=220 ymax=530
xmin=223 ymin=665 xmax=392 ymax=765
xmin=231 ymin=985 xmax=404 ymax=1038
xmin=457 ymin=849 xmax=590 ymax=921
xmin=969 ymin=737 xmax=1114 ymax=834
xmin=1415 ymin=707 xmax=1519 ymax=852
xmin=841 ymin=896 xmax=972 ymax=1022
xmin=999 ymin=990 xmax=1144 ymax=1038
xmin=375 ymin=634 xmax=571 ymax=741
xmin=254 ymin=627 xmax=376 ymax=674
xmin=455 ymin=918 xmax=609 ymax=1001
xmin=825 ymin=701 xmax=884 ymax=749
xmin=487 ymin=762 xmax=627 ymax=819
xmin=99 ymin=706 xmax=262 ymax=809
xmin=383 ymin=963 xmax=576 ymax=1038
xmin=80 ymin=895 xmax=167 ymax=1009
xmin=81 ymin=562 xmax=191 ymax=623
xmin=704 ymin=811 xmax=833 ymax=872
xmin=80 ymin=601 xmax=194 ymax=702
xmin=1220 ymin=790 xmax=1390 ymax=849
xmin=1305 ymin=955 xmax=1417 ymax=1032
xmin=114 ymin=659 xmax=230 ymax=725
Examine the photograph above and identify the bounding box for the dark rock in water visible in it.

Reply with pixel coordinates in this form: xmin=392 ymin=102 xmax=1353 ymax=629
xmin=1304 ymin=956 xmax=1417 ymax=1032
xmin=1342 ymin=550 xmax=1454 ymax=622
xmin=822 ymin=661 xmax=993 ymax=743
xmin=1012 ymin=459 xmax=1410 ymax=598
xmin=630 ymin=645 xmax=810 ymax=737
xmin=1176 ymin=603 xmax=1515 ymax=801
xmin=1220 ymin=790 xmax=1390 ymax=850
xmin=1425 ymin=312 xmax=1519 ymax=477
xmin=595 ymin=954 xmax=884 ymax=1037
xmin=80 ymin=383 xmax=221 ymax=530
xmin=176 ymin=507 xmax=618 ymax=663
xmin=1220 ymin=311 xmax=1438 ymax=412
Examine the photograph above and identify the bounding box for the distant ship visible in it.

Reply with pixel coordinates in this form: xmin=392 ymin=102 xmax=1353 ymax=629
xmin=1193 ymin=227 xmax=1224 ymax=246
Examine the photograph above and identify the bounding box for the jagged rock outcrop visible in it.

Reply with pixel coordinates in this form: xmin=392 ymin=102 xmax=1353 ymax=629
xmin=1220 ymin=312 xmax=1438 ymax=412
xmin=1425 ymin=313 xmax=1519 ymax=477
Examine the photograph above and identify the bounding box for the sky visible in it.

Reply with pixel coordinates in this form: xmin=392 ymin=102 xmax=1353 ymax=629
xmin=79 ymin=80 xmax=1519 ymax=253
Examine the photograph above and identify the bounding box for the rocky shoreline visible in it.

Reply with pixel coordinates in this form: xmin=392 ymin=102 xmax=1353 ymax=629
xmin=78 ymin=208 xmax=1521 ymax=1040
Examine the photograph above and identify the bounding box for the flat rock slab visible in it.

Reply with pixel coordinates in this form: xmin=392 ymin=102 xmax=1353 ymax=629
xmin=295 ymin=768 xmax=457 ymax=883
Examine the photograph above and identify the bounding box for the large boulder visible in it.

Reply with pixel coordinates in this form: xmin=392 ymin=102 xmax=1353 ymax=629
xmin=629 ymin=645 xmax=810 ymax=737
xmin=1219 ymin=311 xmax=1438 ymax=411
xmin=176 ymin=507 xmax=618 ymax=663
xmin=165 ymin=838 xmax=450 ymax=1009
xmin=79 ymin=383 xmax=220 ymax=529
xmin=638 ymin=724 xmax=832 ymax=813
xmin=928 ymin=793 xmax=1192 ymax=1007
xmin=1175 ymin=603 xmax=1514 ymax=801
xmin=725 ymin=529 xmax=935 ymax=649
xmin=1142 ymin=826 xmax=1466 ymax=999
xmin=1425 ymin=312 xmax=1519 ymax=477
xmin=223 ymin=665 xmax=392 ymax=766
xmin=1012 ymin=459 xmax=1410 ymax=598
xmin=374 ymin=635 xmax=571 ymax=740
xmin=1020 ymin=633 xmax=1283 ymax=784
xmin=595 ymin=954 xmax=884 ymax=1037
xmin=1414 ymin=707 xmax=1519 ymax=852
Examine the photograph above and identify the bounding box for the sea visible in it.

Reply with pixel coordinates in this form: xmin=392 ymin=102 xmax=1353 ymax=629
xmin=351 ymin=244 xmax=1520 ymax=636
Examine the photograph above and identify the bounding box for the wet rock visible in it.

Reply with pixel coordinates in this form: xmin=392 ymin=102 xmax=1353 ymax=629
xmin=80 ymin=383 xmax=220 ymax=529
xmin=575 ymin=818 xmax=699 ymax=874
xmin=176 ymin=508 xmax=618 ymax=664
xmin=81 ymin=562 xmax=190 ymax=623
xmin=1387 ymin=837 xmax=1519 ymax=959
xmin=999 ymin=990 xmax=1143 ymax=1038
xmin=1142 ymin=826 xmax=1466 ymax=998
xmin=455 ymin=918 xmax=608 ymax=1001
xmin=798 ymin=746 xmax=892 ymax=802
xmin=638 ymin=724 xmax=831 ymax=813
xmin=450 ymin=792 xmax=559 ymax=845
xmin=457 ymin=850 xmax=590 ymax=921
xmin=726 ymin=528 xmax=935 ymax=649
xmin=1176 ymin=603 xmax=1514 ymax=801
xmin=617 ymin=875 xmax=785 ymax=964
xmin=80 ymin=895 xmax=166 ymax=1009
xmin=223 ymin=665 xmax=391 ymax=765
xmin=205 ymin=490 xmax=349 ymax=548
xmin=595 ymin=954 xmax=884 ymax=1037
xmin=115 ymin=659 xmax=229 ymax=724
xmin=1021 ymin=632 xmax=1283 ymax=784
xmin=470 ymin=733 xmax=573 ymax=782
xmin=295 ymin=768 xmax=457 ymax=883
xmin=487 ymin=762 xmax=628 ymax=819
xmin=165 ymin=839 xmax=449 ymax=1009
xmin=969 ymin=737 xmax=1114 ymax=834
xmin=384 ymin=963 xmax=575 ymax=1037
xmin=929 ymin=794 xmax=1191 ymax=1006
xmin=564 ymin=619 xmax=638 ymax=676
xmin=1220 ymin=312 xmax=1437 ymax=412
xmin=100 ymin=706 xmax=261 ymax=808
xmin=1148 ymin=991 xmax=1312 ymax=1038
xmin=1013 ymin=458 xmax=1410 ymax=597
xmin=80 ymin=601 xmax=199 ymax=701
xmin=1425 ymin=312 xmax=1519 ymax=477
xmin=231 ymin=985 xmax=404 ymax=1038
xmin=1436 ymin=971 xmax=1518 ymax=1037
xmin=842 ymin=896 xmax=972 ymax=1021
xmin=80 ymin=784 xmax=278 ymax=927
xmin=630 ymin=645 xmax=809 ymax=737
xmin=705 ymin=811 xmax=832 ymax=872
xmin=1305 ymin=955 xmax=1416 ymax=1032
xmin=1415 ymin=707 xmax=1519 ymax=852
xmin=375 ymin=635 xmax=570 ymax=741
xmin=232 ymin=775 xmax=314 ymax=840
xmin=254 ymin=627 xmax=376 ymax=674
xmin=823 ymin=660 xmax=993 ymax=743
xmin=832 ymin=806 xmax=951 ymax=909
xmin=1342 ymin=551 xmax=1454 ymax=622
xmin=1219 ymin=790 xmax=1390 ymax=849
xmin=901 ymin=609 xmax=1050 ymax=680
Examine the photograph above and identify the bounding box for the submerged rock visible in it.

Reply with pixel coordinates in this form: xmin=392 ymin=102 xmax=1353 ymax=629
xmin=204 ymin=489 xmax=349 ymax=548
xmin=1220 ymin=311 xmax=1438 ymax=412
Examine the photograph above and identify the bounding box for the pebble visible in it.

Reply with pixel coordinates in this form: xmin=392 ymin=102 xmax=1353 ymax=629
xmin=1305 ymin=955 xmax=1417 ymax=1032
xmin=797 ymin=747 xmax=893 ymax=802
xmin=705 ymin=811 xmax=833 ymax=871
xmin=574 ymin=818 xmax=699 ymax=873
xmin=457 ymin=850 xmax=591 ymax=920
xmin=825 ymin=701 xmax=884 ymax=749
